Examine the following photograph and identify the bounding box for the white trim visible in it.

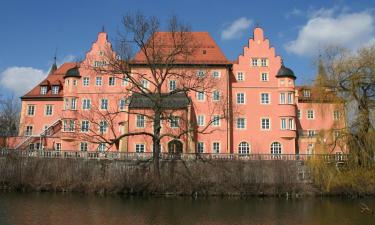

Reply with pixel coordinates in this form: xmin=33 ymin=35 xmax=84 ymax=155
xmin=260 ymin=117 xmax=271 ymax=131
xmin=260 ymin=92 xmax=271 ymax=105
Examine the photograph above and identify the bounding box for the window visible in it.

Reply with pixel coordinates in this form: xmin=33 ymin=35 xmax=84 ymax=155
xmin=27 ymin=105 xmax=35 ymax=116
xmin=55 ymin=143 xmax=61 ymax=151
xmin=99 ymin=121 xmax=108 ymax=134
xmin=25 ymin=126 xmax=33 ymax=136
xmin=280 ymin=79 xmax=285 ymax=85
xmin=169 ymin=116 xmax=179 ymax=128
xmin=197 ymin=91 xmax=205 ymax=101
xmin=197 ymin=70 xmax=205 ymax=77
xmin=334 ymin=130 xmax=340 ymax=139
xmin=82 ymin=99 xmax=91 ymax=110
xmin=288 ymin=118 xmax=294 ymax=130
xmin=281 ymin=118 xmax=286 ymax=130
xmin=197 ymin=142 xmax=204 ymax=153
xmin=119 ymin=99 xmax=126 ymax=111
xmin=307 ymin=110 xmax=314 ymax=119
xmin=197 ymin=115 xmax=205 ymax=126
xmin=303 ymin=89 xmax=311 ymax=98
xmin=52 ymin=86 xmax=59 ymax=94
xmin=333 ymin=110 xmax=340 ymax=120
xmin=71 ymin=98 xmax=77 ymax=110
xmin=212 ymin=71 xmax=220 ymax=78
xmin=109 ymin=77 xmax=115 ymax=86
xmin=100 ymin=99 xmax=108 ymax=110
xmin=297 ymin=110 xmax=301 ymax=119
xmin=121 ymin=75 xmax=128 ymax=86
xmin=45 ymin=105 xmax=53 ymax=116
xmin=136 ymin=144 xmax=145 ymax=153
xmin=237 ymin=93 xmax=245 ymax=104
xmin=98 ymin=143 xmax=106 ymax=152
xmin=40 ymin=86 xmax=48 ymax=95
xmin=287 ymin=92 xmax=293 ymax=104
xmin=212 ymin=142 xmax=220 ymax=154
xmin=63 ymin=120 xmax=75 ymax=132
xmin=96 ymin=77 xmax=102 ymax=86
xmin=261 ymin=118 xmax=270 ymax=130
xmin=261 ymin=72 xmax=268 ymax=81
xmin=64 ymin=98 xmax=69 ymax=110
xmin=307 ymin=144 xmax=314 ymax=155
xmin=261 ymin=93 xmax=270 ymax=104
xmin=212 ymin=90 xmax=220 ymax=101
xmin=237 ymin=72 xmax=244 ymax=81
xmin=261 ymin=58 xmax=268 ymax=67
xmin=212 ymin=115 xmax=220 ymax=126
xmin=307 ymin=130 xmax=316 ymax=137
xmin=81 ymin=120 xmax=89 ymax=132
xmin=83 ymin=77 xmax=90 ymax=86
xmin=169 ymin=80 xmax=176 ymax=92
xmin=238 ymin=142 xmax=250 ymax=154
xmin=29 ymin=143 xmax=35 ymax=150
xmin=237 ymin=118 xmax=246 ymax=129
xmin=136 ymin=115 xmax=145 ymax=128
xmin=252 ymin=58 xmax=258 ymax=67
xmin=271 ymin=142 xmax=282 ymax=154
xmin=280 ymin=93 xmax=286 ymax=104
xmin=73 ymin=80 xmax=77 ymax=86
xmin=141 ymin=79 xmax=148 ymax=89
xmin=80 ymin=142 xmax=88 ymax=152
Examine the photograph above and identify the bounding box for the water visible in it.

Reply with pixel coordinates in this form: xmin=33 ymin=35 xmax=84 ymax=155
xmin=0 ymin=193 xmax=374 ymax=225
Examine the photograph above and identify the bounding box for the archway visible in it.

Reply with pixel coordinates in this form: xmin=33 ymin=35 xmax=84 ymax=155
xmin=168 ymin=139 xmax=183 ymax=155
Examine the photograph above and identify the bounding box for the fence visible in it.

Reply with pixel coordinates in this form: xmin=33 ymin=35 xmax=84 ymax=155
xmin=0 ymin=148 xmax=348 ymax=162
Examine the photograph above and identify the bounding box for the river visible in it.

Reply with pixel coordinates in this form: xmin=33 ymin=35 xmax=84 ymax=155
xmin=0 ymin=192 xmax=374 ymax=225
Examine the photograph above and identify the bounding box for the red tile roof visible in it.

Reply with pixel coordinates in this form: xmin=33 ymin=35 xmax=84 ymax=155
xmin=21 ymin=62 xmax=77 ymax=100
xmin=132 ymin=32 xmax=230 ymax=65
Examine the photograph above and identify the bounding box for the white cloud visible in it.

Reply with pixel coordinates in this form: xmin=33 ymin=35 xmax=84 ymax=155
xmin=0 ymin=67 xmax=46 ymax=97
xmin=221 ymin=17 xmax=253 ymax=40
xmin=286 ymin=8 xmax=303 ymax=18
xmin=285 ymin=9 xmax=375 ymax=56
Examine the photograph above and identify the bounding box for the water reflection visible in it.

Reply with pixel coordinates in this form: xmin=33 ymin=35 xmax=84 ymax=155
xmin=0 ymin=193 xmax=374 ymax=225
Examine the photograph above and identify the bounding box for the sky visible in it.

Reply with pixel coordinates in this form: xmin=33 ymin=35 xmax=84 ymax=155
xmin=0 ymin=0 xmax=374 ymax=98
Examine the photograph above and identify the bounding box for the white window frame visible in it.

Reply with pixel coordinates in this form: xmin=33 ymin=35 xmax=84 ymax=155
xmin=261 ymin=117 xmax=271 ymax=131
xmin=40 ymin=86 xmax=48 ymax=95
xmin=95 ymin=76 xmax=102 ymax=86
xmin=260 ymin=93 xmax=270 ymax=104
xmin=71 ymin=98 xmax=77 ymax=110
xmin=82 ymin=99 xmax=91 ymax=110
xmin=100 ymin=99 xmax=108 ymax=110
xmin=212 ymin=115 xmax=220 ymax=127
xmin=212 ymin=90 xmax=220 ymax=101
xmin=109 ymin=76 xmax=115 ymax=86
xmin=236 ymin=93 xmax=245 ymax=104
xmin=197 ymin=115 xmax=205 ymax=127
xmin=83 ymin=77 xmax=90 ymax=86
xmin=81 ymin=120 xmax=89 ymax=133
xmin=212 ymin=71 xmax=220 ymax=78
xmin=135 ymin=143 xmax=145 ymax=153
xmin=80 ymin=142 xmax=88 ymax=152
xmin=45 ymin=105 xmax=53 ymax=116
xmin=51 ymin=86 xmax=59 ymax=94
xmin=212 ymin=142 xmax=220 ymax=154
xmin=169 ymin=116 xmax=179 ymax=128
xmin=261 ymin=58 xmax=268 ymax=67
xmin=27 ymin=105 xmax=35 ymax=116
xmin=197 ymin=91 xmax=205 ymax=101
xmin=136 ymin=115 xmax=145 ymax=128
xmin=169 ymin=80 xmax=176 ymax=92
xmin=261 ymin=72 xmax=269 ymax=82
xmin=307 ymin=109 xmax=314 ymax=120
xmin=236 ymin=118 xmax=246 ymax=129
xmin=281 ymin=118 xmax=286 ymax=130
xmin=197 ymin=142 xmax=204 ymax=153
xmin=287 ymin=92 xmax=294 ymax=104
xmin=25 ymin=125 xmax=33 ymax=136
xmin=333 ymin=110 xmax=340 ymax=120
xmin=252 ymin=58 xmax=258 ymax=67
xmin=237 ymin=71 xmax=244 ymax=81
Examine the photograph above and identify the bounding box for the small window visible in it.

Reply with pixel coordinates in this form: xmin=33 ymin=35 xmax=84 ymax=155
xmin=135 ymin=144 xmax=145 ymax=153
xmin=334 ymin=130 xmax=340 ymax=139
xmin=307 ymin=110 xmax=314 ymax=119
xmin=288 ymin=118 xmax=294 ymax=130
xmin=51 ymin=86 xmax=59 ymax=94
xmin=100 ymin=99 xmax=108 ymax=110
xmin=136 ymin=115 xmax=145 ymax=128
xmin=261 ymin=72 xmax=268 ymax=81
xmin=212 ymin=142 xmax=220 ymax=154
xmin=81 ymin=120 xmax=89 ymax=132
xmin=40 ymin=86 xmax=48 ymax=95
xmin=96 ymin=77 xmax=103 ymax=86
xmin=307 ymin=144 xmax=314 ymax=155
xmin=73 ymin=80 xmax=77 ymax=86
xmin=63 ymin=120 xmax=75 ymax=132
xmin=303 ymin=90 xmax=311 ymax=98
xmin=197 ymin=115 xmax=205 ymax=126
xmin=119 ymin=99 xmax=126 ymax=111
xmin=98 ymin=143 xmax=106 ymax=152
xmin=197 ymin=142 xmax=204 ymax=153
xmin=169 ymin=80 xmax=176 ymax=92
xmin=281 ymin=118 xmax=286 ymax=130
xmin=109 ymin=77 xmax=115 ymax=86
xmin=212 ymin=90 xmax=220 ymax=101
xmin=197 ymin=91 xmax=205 ymax=101
xmin=237 ymin=118 xmax=246 ymax=129
xmin=261 ymin=118 xmax=270 ymax=130
xmin=287 ymin=92 xmax=293 ymax=104
xmin=261 ymin=93 xmax=270 ymax=104
xmin=55 ymin=143 xmax=61 ymax=151
xmin=237 ymin=72 xmax=244 ymax=81
xmin=45 ymin=105 xmax=53 ymax=116
xmin=212 ymin=115 xmax=220 ymax=127
xmin=27 ymin=105 xmax=35 ymax=116
xmin=238 ymin=142 xmax=250 ymax=154
xmin=297 ymin=109 xmax=301 ymax=119
xmin=280 ymin=93 xmax=286 ymax=104
xmin=333 ymin=110 xmax=340 ymax=120
xmin=25 ymin=126 xmax=33 ymax=136
xmin=82 ymin=99 xmax=91 ymax=110
xmin=271 ymin=142 xmax=282 ymax=154
xmin=261 ymin=58 xmax=268 ymax=67
xmin=80 ymin=142 xmax=88 ymax=152
xmin=141 ymin=79 xmax=148 ymax=89
xmin=169 ymin=116 xmax=179 ymax=128
xmin=212 ymin=71 xmax=220 ymax=78
xmin=71 ymin=98 xmax=77 ymax=110
xmin=252 ymin=58 xmax=258 ymax=67
xmin=99 ymin=121 xmax=108 ymax=134
xmin=237 ymin=93 xmax=245 ymax=104
xmin=64 ymin=98 xmax=69 ymax=110
xmin=121 ymin=75 xmax=128 ymax=86
xmin=307 ymin=130 xmax=316 ymax=137
xmin=197 ymin=70 xmax=205 ymax=77
xmin=83 ymin=77 xmax=90 ymax=86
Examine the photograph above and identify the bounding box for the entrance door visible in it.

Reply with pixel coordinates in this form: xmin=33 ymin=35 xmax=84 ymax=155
xmin=168 ymin=140 xmax=183 ymax=155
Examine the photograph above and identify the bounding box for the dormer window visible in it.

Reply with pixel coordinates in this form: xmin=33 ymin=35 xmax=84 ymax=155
xmin=40 ymin=86 xmax=48 ymax=95
xmin=51 ymin=86 xmax=59 ymax=94
xmin=303 ymin=90 xmax=311 ymax=98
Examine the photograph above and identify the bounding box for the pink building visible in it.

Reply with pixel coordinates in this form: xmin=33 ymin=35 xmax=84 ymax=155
xmin=8 ymin=27 xmax=346 ymax=155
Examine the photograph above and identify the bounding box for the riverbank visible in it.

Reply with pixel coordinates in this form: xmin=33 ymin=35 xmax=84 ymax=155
xmin=0 ymin=156 xmax=373 ymax=197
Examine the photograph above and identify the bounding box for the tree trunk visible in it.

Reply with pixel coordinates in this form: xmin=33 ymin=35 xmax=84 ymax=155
xmin=153 ymin=110 xmax=162 ymax=178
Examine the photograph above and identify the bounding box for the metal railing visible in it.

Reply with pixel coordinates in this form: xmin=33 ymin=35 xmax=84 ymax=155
xmin=0 ymin=148 xmax=348 ymax=162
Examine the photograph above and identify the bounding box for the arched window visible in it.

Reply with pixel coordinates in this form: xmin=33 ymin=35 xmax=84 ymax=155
xmin=271 ymin=142 xmax=282 ymax=154
xmin=238 ymin=142 xmax=250 ymax=154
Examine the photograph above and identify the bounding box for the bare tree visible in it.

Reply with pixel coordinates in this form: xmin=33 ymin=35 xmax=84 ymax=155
xmin=76 ymin=13 xmax=231 ymax=176
xmin=0 ymin=95 xmax=20 ymax=137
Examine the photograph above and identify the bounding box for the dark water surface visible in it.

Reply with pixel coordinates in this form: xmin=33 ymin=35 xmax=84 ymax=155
xmin=0 ymin=192 xmax=374 ymax=225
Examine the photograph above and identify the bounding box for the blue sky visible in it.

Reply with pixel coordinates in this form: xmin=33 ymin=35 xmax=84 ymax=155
xmin=0 ymin=0 xmax=374 ymax=97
